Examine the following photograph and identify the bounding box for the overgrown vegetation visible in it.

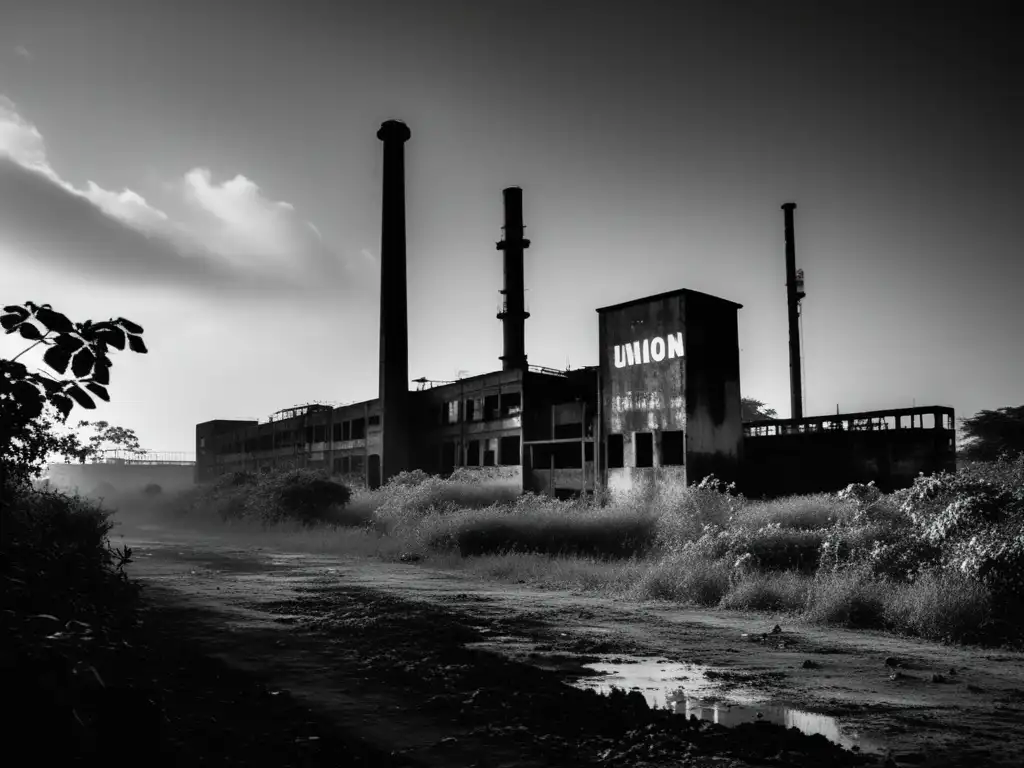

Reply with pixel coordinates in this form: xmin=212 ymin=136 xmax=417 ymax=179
xmin=171 ymin=451 xmax=1024 ymax=648
xmin=1 ymin=301 xmax=149 ymax=757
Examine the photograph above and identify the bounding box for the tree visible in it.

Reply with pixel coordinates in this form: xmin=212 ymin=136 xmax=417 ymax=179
xmin=741 ymin=397 xmax=778 ymax=422
xmin=1 ymin=302 xmax=147 ymax=493
xmin=74 ymin=420 xmax=144 ymax=462
xmin=959 ymin=406 xmax=1024 ymax=462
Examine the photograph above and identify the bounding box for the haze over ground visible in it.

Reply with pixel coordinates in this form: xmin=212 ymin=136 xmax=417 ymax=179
xmin=1 ymin=1 xmax=1020 ymax=454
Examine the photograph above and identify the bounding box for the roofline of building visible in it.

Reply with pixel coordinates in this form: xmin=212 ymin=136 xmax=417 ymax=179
xmin=595 ymin=288 xmax=743 ymax=314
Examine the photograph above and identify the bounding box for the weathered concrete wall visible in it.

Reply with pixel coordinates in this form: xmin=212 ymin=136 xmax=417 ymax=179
xmin=597 ymin=288 xmax=743 ymax=491
xmin=606 ymin=466 xmax=687 ymax=499
xmin=46 ymin=463 xmax=195 ymax=495
xmin=683 ymin=293 xmax=743 ymax=485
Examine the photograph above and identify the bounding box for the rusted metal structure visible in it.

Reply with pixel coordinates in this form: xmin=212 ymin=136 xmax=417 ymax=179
xmin=742 ymin=406 xmax=956 ymax=496
xmin=195 ymin=124 xmax=955 ymax=498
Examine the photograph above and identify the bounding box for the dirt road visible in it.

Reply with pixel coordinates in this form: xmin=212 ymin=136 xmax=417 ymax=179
xmin=117 ymin=521 xmax=1024 ymax=767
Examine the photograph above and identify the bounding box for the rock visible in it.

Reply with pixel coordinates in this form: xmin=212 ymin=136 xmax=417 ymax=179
xmin=948 ymin=667 xmax=957 ymax=676
xmin=889 ymin=671 xmax=903 ymax=681
xmin=931 ymin=673 xmax=946 ymax=683
xmin=801 ymin=659 xmax=818 ymax=669
xmin=399 ymin=553 xmax=422 ymax=563
xmin=884 ymin=656 xmax=900 ymax=668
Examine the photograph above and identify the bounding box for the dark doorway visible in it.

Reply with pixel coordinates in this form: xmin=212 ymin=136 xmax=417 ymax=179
xmin=368 ymin=454 xmax=381 ymax=490
xmin=441 ymin=442 xmax=456 ymax=475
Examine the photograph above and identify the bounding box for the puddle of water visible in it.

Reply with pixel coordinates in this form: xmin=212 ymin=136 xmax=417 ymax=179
xmin=573 ymin=657 xmax=887 ymax=755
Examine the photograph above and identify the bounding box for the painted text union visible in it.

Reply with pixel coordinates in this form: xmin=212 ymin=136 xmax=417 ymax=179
xmin=613 ymin=333 xmax=684 ymax=368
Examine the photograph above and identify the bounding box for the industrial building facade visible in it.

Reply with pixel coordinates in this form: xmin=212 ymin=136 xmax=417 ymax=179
xmin=196 ymin=121 xmax=955 ymax=498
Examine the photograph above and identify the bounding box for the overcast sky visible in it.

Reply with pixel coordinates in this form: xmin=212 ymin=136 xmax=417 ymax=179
xmin=1 ymin=0 xmax=1020 ymax=455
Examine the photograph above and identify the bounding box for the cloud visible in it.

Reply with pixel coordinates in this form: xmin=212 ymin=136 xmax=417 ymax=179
xmin=14 ymin=46 xmax=31 ymax=61
xmin=0 ymin=95 xmax=355 ymax=298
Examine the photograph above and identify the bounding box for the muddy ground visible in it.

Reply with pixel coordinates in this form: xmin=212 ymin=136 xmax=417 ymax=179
xmin=110 ymin=519 xmax=1024 ymax=767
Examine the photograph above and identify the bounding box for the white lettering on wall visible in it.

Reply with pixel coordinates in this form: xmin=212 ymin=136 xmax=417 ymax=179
xmin=613 ymin=332 xmax=683 ymax=368
xmin=650 ymin=337 xmax=665 ymax=361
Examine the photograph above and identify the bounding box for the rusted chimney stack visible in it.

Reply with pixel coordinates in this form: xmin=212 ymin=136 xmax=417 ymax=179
xmin=782 ymin=202 xmax=804 ymax=420
xmin=496 ymin=187 xmax=531 ymax=371
xmin=377 ymin=120 xmax=412 ymax=484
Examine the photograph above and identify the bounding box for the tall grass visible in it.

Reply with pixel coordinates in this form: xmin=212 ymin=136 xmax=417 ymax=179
xmin=161 ymin=459 xmax=1023 ymax=647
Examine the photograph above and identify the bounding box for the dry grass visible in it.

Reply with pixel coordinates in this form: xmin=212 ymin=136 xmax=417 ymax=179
xmin=883 ymin=568 xmax=993 ymax=642
xmin=719 ymin=571 xmax=811 ymax=613
xmin=453 ymin=552 xmax=647 ymax=594
xmin=629 ymin=552 xmax=732 ymax=606
xmin=803 ymin=565 xmax=892 ymax=628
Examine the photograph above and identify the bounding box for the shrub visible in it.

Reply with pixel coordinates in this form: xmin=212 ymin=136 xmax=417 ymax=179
xmin=735 ymin=494 xmax=855 ymax=532
xmin=631 ymin=551 xmax=731 ymax=606
xmin=719 ymin=571 xmax=810 ymax=613
xmin=654 ymin=475 xmax=744 ymax=553
xmin=883 ymin=568 xmax=993 ymax=642
xmin=804 ymin=564 xmax=891 ymax=628
xmin=727 ymin=524 xmax=825 ymax=573
xmin=1 ymin=483 xmax=137 ymax=619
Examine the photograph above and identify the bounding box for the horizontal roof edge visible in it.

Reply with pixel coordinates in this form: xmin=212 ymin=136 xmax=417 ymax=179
xmin=596 ymin=288 xmax=743 ymax=314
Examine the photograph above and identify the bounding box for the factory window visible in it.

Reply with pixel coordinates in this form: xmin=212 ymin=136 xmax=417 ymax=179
xmin=532 ymin=443 xmax=582 ymax=469
xmin=484 ymin=394 xmax=500 ymax=420
xmin=500 ymin=391 xmax=522 ymax=417
xmin=199 ymin=437 xmax=206 ymax=449
xmin=635 ymin=432 xmax=654 ymax=468
xmin=585 ymin=442 xmax=594 ymax=462
xmin=351 ymin=454 xmax=365 ymax=473
xmin=554 ymin=422 xmax=583 ymax=439
xmin=483 ymin=438 xmax=498 ymax=467
xmin=661 ymin=431 xmax=684 ymax=466
xmin=259 ymin=434 xmax=273 ymax=450
xmin=466 ymin=440 xmax=481 ymax=466
xmin=443 ymin=400 xmax=460 ymax=424
xmin=332 ymin=457 xmax=344 ymax=474
xmin=607 ymin=434 xmax=624 ymax=469
xmin=368 ymin=414 xmax=381 ymax=426
xmin=351 ymin=418 xmax=366 ymax=439
xmin=332 ymin=422 xmax=342 ymax=441
xmin=342 ymin=421 xmax=351 ymax=440
xmin=316 ymin=425 xmax=327 ymax=442
xmin=305 ymin=426 xmax=314 ymax=444
xmin=464 ymin=398 xmax=476 ymax=421
xmin=499 ymin=436 xmax=521 ymax=466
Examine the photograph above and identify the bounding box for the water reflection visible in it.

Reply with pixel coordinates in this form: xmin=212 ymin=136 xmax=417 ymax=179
xmin=574 ymin=658 xmax=887 ymax=755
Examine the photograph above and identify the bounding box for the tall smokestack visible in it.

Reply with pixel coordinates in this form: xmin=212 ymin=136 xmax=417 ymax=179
xmin=782 ymin=202 xmax=805 ymax=420
xmin=496 ymin=186 xmax=531 ymax=371
xmin=377 ymin=120 xmax=412 ymax=483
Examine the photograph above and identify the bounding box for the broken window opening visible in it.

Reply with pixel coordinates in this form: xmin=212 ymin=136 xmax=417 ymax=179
xmin=635 ymin=432 xmax=654 ymax=468
xmin=500 ymin=391 xmax=522 ymax=417
xmin=483 ymin=394 xmax=500 ymax=420
xmin=499 ymin=436 xmax=521 ymax=466
xmin=661 ymin=430 xmax=684 ymax=466
xmin=607 ymin=434 xmax=624 ymax=469
xmin=483 ymin=438 xmax=498 ymax=467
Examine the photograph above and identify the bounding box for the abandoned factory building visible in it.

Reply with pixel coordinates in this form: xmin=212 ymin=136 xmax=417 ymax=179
xmin=196 ymin=121 xmax=955 ymax=498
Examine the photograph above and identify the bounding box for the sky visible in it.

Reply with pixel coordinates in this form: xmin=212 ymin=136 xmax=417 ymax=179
xmin=1 ymin=0 xmax=1021 ymax=455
